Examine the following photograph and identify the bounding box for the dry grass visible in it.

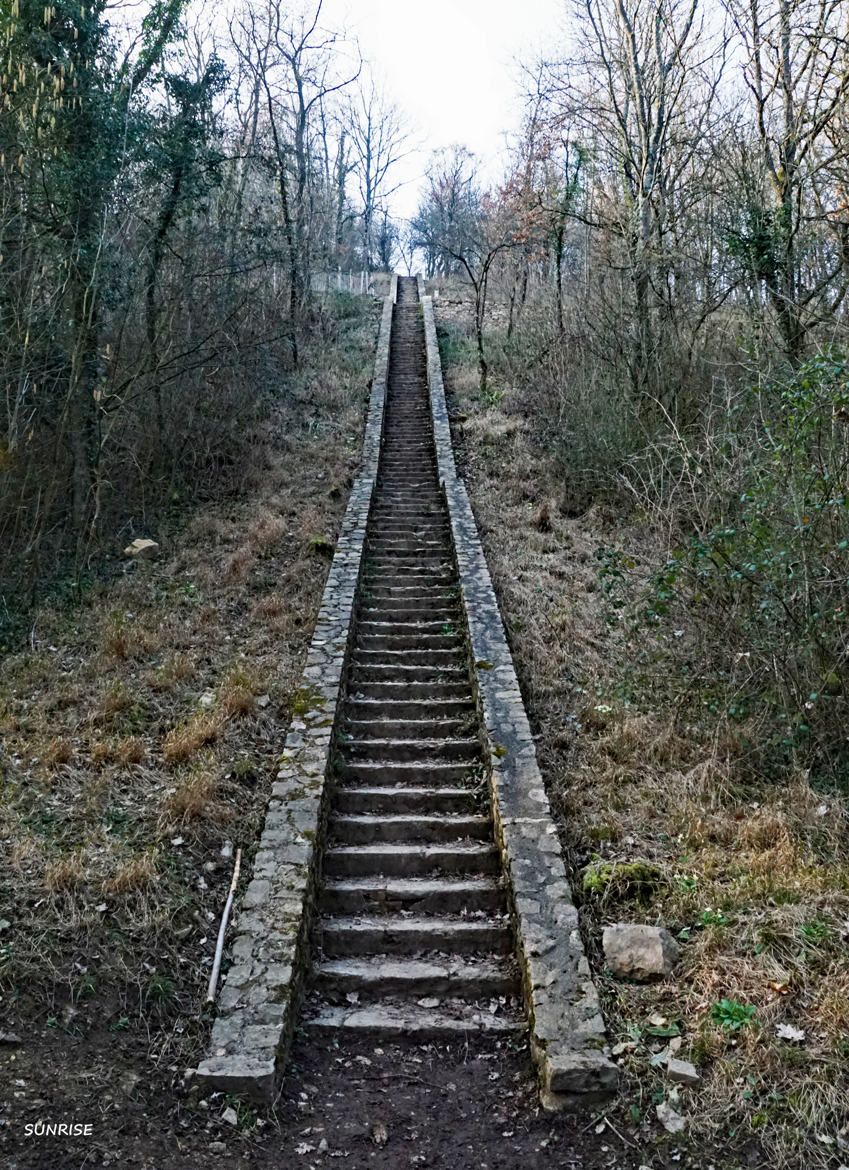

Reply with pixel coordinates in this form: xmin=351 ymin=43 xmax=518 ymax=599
xmin=113 ymin=736 xmax=146 ymax=766
xmin=45 ymin=737 xmax=74 ymax=769
xmin=103 ymin=850 xmax=158 ymax=894
xmin=102 ymin=612 xmax=161 ymax=660
xmin=218 ymin=664 xmax=264 ymax=718
xmin=44 ymin=852 xmax=87 ymax=892
xmin=9 ymin=834 xmax=40 ymax=872
xmin=162 ymin=712 xmax=222 ymax=764
xmin=146 ymin=652 xmax=194 ymax=692
xmin=90 ymin=741 xmax=111 ymax=765
xmin=530 ymin=499 xmax=553 ymax=531
xmin=223 ymin=544 xmax=256 ymax=582
xmin=246 ymin=509 xmax=286 ymax=551
xmin=250 ymin=593 xmax=288 ymax=619
xmin=97 ymin=680 xmax=132 ymax=718
xmin=159 ymin=767 xmax=228 ymax=827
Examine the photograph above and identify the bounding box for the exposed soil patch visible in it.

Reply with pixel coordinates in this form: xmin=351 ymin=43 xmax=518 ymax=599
xmin=3 ymin=1032 xmax=750 ymax=1168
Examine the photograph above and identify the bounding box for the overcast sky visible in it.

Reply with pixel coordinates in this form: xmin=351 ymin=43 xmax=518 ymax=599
xmin=319 ymin=0 xmax=566 ymax=220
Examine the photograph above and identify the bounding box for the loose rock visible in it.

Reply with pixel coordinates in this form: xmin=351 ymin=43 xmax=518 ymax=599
xmin=603 ymin=923 xmax=680 ymax=982
xmin=656 ymin=1100 xmax=687 ymax=1133
xmin=124 ymin=537 xmax=160 ymax=560
xmin=667 ymin=1057 xmax=700 ymax=1086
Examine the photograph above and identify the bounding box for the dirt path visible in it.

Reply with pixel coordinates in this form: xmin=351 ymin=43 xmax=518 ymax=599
xmin=3 ymin=1032 xmax=709 ymax=1169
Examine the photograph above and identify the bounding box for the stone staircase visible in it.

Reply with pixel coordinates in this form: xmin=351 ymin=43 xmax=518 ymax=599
xmin=302 ymin=275 xmax=524 ymax=1038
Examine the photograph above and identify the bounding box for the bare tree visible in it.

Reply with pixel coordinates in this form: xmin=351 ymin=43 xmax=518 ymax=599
xmin=413 ymin=150 xmax=519 ymax=394
xmin=230 ymin=0 xmax=360 ymax=357
xmin=347 ymin=79 xmax=407 ymax=268
xmin=547 ymin=0 xmax=722 ymax=394
xmin=724 ymin=0 xmax=849 ymax=358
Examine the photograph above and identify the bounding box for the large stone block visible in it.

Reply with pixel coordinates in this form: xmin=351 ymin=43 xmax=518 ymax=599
xmin=602 ymin=923 xmax=680 ymax=982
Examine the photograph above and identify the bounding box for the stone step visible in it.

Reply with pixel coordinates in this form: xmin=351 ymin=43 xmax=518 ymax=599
xmin=370 ymin=523 xmax=450 ymax=534
xmin=364 ymin=575 xmax=456 ymax=590
xmin=359 ymin=607 xmax=458 ymax=623
xmin=366 ymin=542 xmax=448 ymax=556
xmin=377 ymin=461 xmax=433 ymax=472
xmin=361 ymin=586 xmax=457 ymax=601
xmin=357 ymin=621 xmax=457 ymax=637
xmin=343 ymin=718 xmax=469 ymax=739
xmin=318 ymin=914 xmax=513 ymax=956
xmin=352 ymin=649 xmax=466 ymax=668
xmin=373 ymin=483 xmax=435 ymax=494
xmin=370 ymin=507 xmax=445 ymax=518
xmin=330 ymin=813 xmax=491 ymax=845
xmin=345 ymin=698 xmax=474 ymax=719
xmin=314 ymin=955 xmax=517 ymax=999
xmin=368 ymin=531 xmax=448 ymax=543
xmin=366 ymin=560 xmax=453 ymax=574
xmin=302 ymin=1001 xmax=523 ymax=1037
xmin=347 ymin=681 xmax=473 ymax=701
xmin=339 ymin=739 xmax=480 ymax=763
xmin=364 ymin=574 xmax=456 ymax=589
xmin=323 ymin=842 xmax=499 ymax=877
xmin=321 ymin=875 xmax=506 ymax=915
xmin=336 ymin=760 xmax=478 ymax=785
xmin=333 ymin=785 xmax=480 ymax=815
xmin=376 ymin=498 xmax=446 ymax=507
xmin=348 ymin=664 xmax=468 ymax=685
xmin=357 ymin=633 xmax=462 ymax=652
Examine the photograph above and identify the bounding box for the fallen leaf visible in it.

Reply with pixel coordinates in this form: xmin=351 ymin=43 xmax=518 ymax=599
xmin=776 ymin=1023 xmax=805 ymax=1042
xmin=645 ymin=1021 xmax=681 ymax=1038
xmin=370 ymin=1122 xmax=388 ymax=1148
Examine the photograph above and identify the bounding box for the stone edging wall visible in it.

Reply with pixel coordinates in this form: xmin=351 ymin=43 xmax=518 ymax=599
xmin=420 ymin=295 xmax=618 ymax=1107
xmin=196 ymin=276 xmax=397 ymax=1104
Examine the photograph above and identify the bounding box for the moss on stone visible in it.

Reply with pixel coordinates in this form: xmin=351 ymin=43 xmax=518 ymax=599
xmin=308 ymin=535 xmax=335 ymax=557
xmin=291 ymin=685 xmax=326 ymax=717
xmin=582 ymin=859 xmax=664 ymax=903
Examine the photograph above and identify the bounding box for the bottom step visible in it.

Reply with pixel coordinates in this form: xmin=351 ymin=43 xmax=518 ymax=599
xmin=302 ymin=999 xmax=526 ymax=1038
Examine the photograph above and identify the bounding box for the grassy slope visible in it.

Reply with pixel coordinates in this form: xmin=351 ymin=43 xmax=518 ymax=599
xmin=0 ymin=295 xmax=379 ymax=1165
xmin=436 ymin=304 xmax=849 ymax=1169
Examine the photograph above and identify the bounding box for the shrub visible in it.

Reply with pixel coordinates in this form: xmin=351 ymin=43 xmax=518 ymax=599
xmin=630 ymin=351 xmax=849 ymax=783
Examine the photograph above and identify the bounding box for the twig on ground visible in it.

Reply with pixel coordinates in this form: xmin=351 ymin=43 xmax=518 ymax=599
xmin=206 ymin=847 xmax=242 ymax=1005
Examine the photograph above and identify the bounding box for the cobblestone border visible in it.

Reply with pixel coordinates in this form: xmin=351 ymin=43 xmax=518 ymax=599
xmin=196 ymin=277 xmax=397 ymax=1104
xmin=421 ymin=295 xmax=618 ymax=1108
